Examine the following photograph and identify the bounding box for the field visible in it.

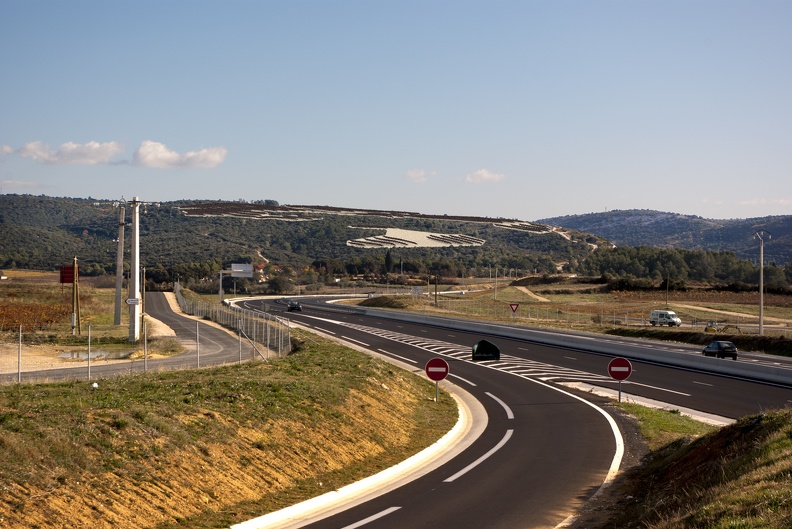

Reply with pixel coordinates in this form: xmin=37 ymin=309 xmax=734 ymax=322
xmin=355 ymin=279 xmax=792 ymax=355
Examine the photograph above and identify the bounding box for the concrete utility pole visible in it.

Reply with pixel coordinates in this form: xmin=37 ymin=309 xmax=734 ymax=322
xmin=113 ymin=205 xmax=125 ymax=326
xmin=129 ymin=197 xmax=141 ymax=342
xmin=754 ymin=229 xmax=771 ymax=336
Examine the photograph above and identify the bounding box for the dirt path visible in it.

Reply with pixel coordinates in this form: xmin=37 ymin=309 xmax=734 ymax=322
xmin=675 ymin=303 xmax=790 ymax=324
xmin=515 ymin=286 xmax=551 ymax=302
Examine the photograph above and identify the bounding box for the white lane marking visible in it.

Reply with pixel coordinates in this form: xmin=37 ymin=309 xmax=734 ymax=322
xmin=444 ymin=429 xmax=514 ymax=482
xmin=341 ymin=506 xmax=402 ymax=529
xmin=486 ymin=392 xmax=514 ymax=419
xmin=314 ymin=327 xmax=336 ymax=335
xmin=378 ymin=349 xmax=418 ymax=364
xmin=449 ymin=373 xmax=476 ymax=386
xmin=693 ymin=381 xmax=713 ymax=387
xmin=626 ymin=381 xmax=691 ymax=396
xmin=564 ymin=356 xmax=577 ymax=360
xmin=341 ymin=336 xmax=370 ymax=347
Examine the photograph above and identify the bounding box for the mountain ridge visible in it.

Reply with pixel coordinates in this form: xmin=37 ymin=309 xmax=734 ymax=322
xmin=539 ymin=209 xmax=792 ymax=264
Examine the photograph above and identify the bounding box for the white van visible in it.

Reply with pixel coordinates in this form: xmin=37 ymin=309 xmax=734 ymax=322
xmin=650 ymin=310 xmax=682 ymax=327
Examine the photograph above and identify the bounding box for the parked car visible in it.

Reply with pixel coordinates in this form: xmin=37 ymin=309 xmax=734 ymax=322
xmin=287 ymin=300 xmax=302 ymax=312
xmin=702 ymin=340 xmax=738 ymax=360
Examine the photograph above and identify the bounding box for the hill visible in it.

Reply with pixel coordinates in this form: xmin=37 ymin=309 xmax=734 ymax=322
xmin=539 ymin=210 xmax=792 ymax=265
xmin=0 ymin=194 xmax=606 ymax=276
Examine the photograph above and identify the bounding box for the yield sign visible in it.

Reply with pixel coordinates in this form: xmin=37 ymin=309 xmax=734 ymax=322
xmin=509 ymin=303 xmax=520 ymax=313
xmin=608 ymin=357 xmax=633 ymax=381
xmin=425 ymin=357 xmax=449 ymax=381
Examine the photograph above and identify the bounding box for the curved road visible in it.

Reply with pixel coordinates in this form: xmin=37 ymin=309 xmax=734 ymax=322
xmin=238 ymin=298 xmax=624 ymax=529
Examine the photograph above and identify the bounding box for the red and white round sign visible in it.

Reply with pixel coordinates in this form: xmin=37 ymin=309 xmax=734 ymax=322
xmin=607 ymin=357 xmax=633 ymax=381
xmin=425 ymin=357 xmax=449 ymax=381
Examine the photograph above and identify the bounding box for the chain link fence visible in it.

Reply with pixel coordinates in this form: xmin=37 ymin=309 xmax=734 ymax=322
xmin=173 ymin=283 xmax=291 ymax=358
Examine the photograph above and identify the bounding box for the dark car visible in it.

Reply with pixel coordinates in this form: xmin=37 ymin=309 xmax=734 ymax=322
xmin=472 ymin=339 xmax=500 ymax=361
xmin=287 ymin=300 xmax=302 ymax=312
xmin=702 ymin=340 xmax=738 ymax=360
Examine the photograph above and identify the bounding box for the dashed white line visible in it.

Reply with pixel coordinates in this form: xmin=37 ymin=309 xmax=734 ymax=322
xmin=341 ymin=336 xmax=370 ymax=347
xmin=449 ymin=373 xmax=477 ymax=386
xmin=341 ymin=506 xmax=402 ymax=528
xmin=378 ymin=349 xmax=418 ymax=364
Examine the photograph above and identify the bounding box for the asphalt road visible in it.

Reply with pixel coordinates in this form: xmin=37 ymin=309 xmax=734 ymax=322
xmin=237 ymin=296 xmax=792 ymax=528
xmin=239 ymin=299 xmax=624 ymax=529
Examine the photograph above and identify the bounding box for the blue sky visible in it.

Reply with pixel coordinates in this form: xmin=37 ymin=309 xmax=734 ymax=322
xmin=2 ymin=1 xmax=790 ymax=221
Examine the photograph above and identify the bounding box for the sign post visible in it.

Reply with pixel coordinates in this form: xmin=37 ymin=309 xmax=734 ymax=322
xmin=425 ymin=357 xmax=449 ymax=402
xmin=607 ymin=357 xmax=633 ymax=402
xmin=509 ymin=303 xmax=519 ymax=319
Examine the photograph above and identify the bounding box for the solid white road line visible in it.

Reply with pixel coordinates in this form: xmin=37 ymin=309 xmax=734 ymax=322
xmin=486 ymin=392 xmax=515 ymax=419
xmin=444 ymin=429 xmax=514 ymax=483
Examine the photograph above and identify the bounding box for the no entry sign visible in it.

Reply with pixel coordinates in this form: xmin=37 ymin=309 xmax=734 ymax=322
xmin=608 ymin=357 xmax=632 ymax=380
xmin=608 ymin=357 xmax=632 ymax=403
xmin=425 ymin=357 xmax=449 ymax=381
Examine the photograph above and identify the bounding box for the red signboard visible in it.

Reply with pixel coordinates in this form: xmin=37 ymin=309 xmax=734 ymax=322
xmin=425 ymin=357 xmax=449 ymax=381
xmin=60 ymin=265 xmax=75 ymax=284
xmin=509 ymin=303 xmax=520 ymax=313
xmin=608 ymin=357 xmax=633 ymax=381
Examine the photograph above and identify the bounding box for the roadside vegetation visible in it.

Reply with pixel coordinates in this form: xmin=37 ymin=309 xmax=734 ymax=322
xmin=598 ymin=407 xmax=792 ymax=529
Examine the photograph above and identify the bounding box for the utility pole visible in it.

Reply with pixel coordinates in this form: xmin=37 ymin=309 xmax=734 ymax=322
xmin=754 ymin=230 xmax=771 ymax=336
xmin=113 ymin=204 xmax=125 ymax=325
xmin=129 ymin=197 xmax=141 ymax=342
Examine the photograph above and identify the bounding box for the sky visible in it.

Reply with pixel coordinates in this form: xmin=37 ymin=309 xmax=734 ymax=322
xmin=1 ymin=1 xmax=790 ymax=221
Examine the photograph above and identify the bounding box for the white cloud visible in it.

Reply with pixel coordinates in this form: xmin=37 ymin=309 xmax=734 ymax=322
xmin=465 ymin=168 xmax=505 ymax=184
xmin=132 ymin=140 xmax=227 ymax=169
xmin=17 ymin=140 xmax=123 ymax=165
xmin=405 ymin=168 xmax=434 ymax=184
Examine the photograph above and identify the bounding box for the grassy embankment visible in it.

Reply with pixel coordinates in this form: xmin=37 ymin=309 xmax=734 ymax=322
xmin=600 ymin=406 xmax=792 ymax=528
xmin=0 ymin=330 xmax=457 ymax=528
xmin=0 ymin=271 xmax=458 ymax=528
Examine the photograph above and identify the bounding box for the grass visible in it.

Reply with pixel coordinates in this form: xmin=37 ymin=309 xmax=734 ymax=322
xmin=602 ymin=408 xmax=792 ymax=529
xmin=0 ymin=334 xmax=457 ymax=528
xmin=617 ymin=402 xmax=717 ymax=450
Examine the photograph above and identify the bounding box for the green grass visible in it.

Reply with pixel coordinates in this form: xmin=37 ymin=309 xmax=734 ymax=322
xmin=617 ymin=402 xmax=716 ymax=450
xmin=603 ymin=408 xmax=792 ymax=529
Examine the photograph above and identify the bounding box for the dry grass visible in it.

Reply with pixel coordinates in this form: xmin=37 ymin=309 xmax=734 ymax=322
xmin=600 ymin=409 xmax=792 ymax=529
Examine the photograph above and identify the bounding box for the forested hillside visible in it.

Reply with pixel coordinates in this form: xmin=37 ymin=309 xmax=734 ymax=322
xmin=2 ymin=195 xmax=789 ymax=292
xmin=0 ymin=195 xmax=602 ymax=280
xmin=540 ymin=209 xmax=792 ymax=265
